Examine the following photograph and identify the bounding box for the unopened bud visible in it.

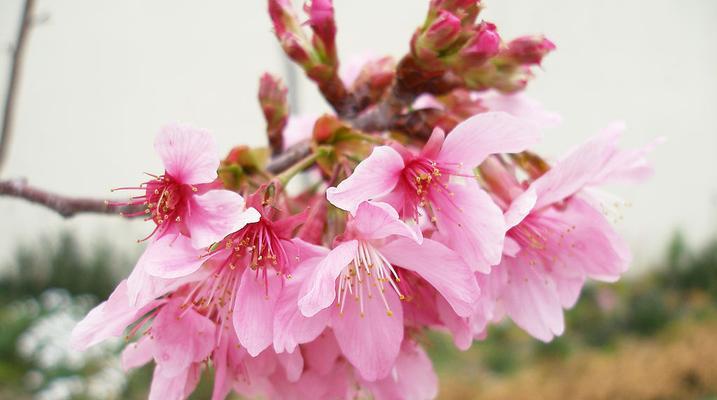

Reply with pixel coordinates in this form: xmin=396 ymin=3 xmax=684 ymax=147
xmin=422 ymin=10 xmax=462 ymax=51
xmin=268 ymin=0 xmax=297 ymax=36
xmin=459 ymin=22 xmax=500 ymax=65
xmin=258 ymin=73 xmax=289 ymax=154
xmin=304 ymin=0 xmax=336 ymax=52
xmin=312 ymin=114 xmax=343 ymax=143
xmin=279 ymin=32 xmax=313 ymax=66
xmin=353 ymin=56 xmax=395 ymax=91
xmin=428 ymin=0 xmax=482 ymax=25
xmin=505 ymin=35 xmax=555 ymax=65
xmin=269 ymin=0 xmax=315 ymax=66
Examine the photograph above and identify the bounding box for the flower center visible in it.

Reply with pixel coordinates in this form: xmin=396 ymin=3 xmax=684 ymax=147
xmin=110 ymin=172 xmax=194 ymax=241
xmin=221 ymin=220 xmax=288 ymax=275
xmin=508 ymin=213 xmax=577 ymax=270
xmin=145 ymin=175 xmax=185 ymax=226
xmin=337 ymin=241 xmax=404 ymax=317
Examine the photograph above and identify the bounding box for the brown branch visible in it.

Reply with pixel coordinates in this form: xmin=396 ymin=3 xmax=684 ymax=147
xmin=266 ymin=140 xmax=311 ymax=174
xmin=0 ymin=0 xmax=35 ymax=175
xmin=348 ymin=56 xmax=461 ymax=134
xmin=0 ymin=178 xmax=144 ymax=218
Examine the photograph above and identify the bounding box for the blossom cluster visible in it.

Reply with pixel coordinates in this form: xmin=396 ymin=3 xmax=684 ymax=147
xmin=72 ymin=1 xmax=656 ymax=399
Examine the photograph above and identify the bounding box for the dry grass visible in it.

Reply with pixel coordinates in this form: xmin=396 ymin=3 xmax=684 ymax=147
xmin=439 ymin=319 xmax=717 ymax=400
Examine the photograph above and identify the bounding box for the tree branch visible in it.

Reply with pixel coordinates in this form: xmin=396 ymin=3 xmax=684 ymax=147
xmin=0 ymin=178 xmax=144 ymax=218
xmin=0 ymin=0 xmax=35 ymax=175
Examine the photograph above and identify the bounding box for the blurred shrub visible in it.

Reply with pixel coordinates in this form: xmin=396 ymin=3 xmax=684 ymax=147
xmin=0 ymin=232 xmax=132 ymax=303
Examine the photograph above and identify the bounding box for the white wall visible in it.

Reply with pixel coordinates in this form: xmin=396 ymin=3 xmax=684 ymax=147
xmin=0 ymin=0 xmax=715 ymax=271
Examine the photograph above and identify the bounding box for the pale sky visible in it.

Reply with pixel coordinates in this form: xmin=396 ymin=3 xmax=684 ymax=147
xmin=0 ymin=0 xmax=716 ymax=271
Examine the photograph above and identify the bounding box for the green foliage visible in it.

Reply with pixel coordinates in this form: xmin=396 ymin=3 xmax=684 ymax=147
xmin=0 ymin=231 xmax=133 ymax=303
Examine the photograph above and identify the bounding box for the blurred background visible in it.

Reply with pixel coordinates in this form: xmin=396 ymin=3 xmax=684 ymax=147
xmin=0 ymin=0 xmax=715 ymax=399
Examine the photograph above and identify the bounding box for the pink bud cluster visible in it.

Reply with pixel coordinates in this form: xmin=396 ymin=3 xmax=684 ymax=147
xmin=412 ymin=0 xmax=554 ymax=92
xmin=268 ymin=0 xmax=338 ymax=81
xmin=71 ymin=1 xmax=658 ymax=399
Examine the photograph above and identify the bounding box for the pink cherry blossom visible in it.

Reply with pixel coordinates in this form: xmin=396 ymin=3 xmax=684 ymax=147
xmin=112 ymin=124 xmax=255 ymax=249
xmin=361 ymin=340 xmax=439 ymax=400
xmin=291 ymin=201 xmax=478 ymax=381
xmin=327 ymin=111 xmax=541 ymax=272
xmin=476 ymin=123 xmax=656 ymax=341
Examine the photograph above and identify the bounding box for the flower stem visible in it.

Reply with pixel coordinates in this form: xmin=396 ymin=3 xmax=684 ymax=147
xmin=275 ymin=151 xmax=319 ymax=187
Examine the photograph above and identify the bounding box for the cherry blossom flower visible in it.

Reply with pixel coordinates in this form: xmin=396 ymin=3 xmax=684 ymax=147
xmin=288 ymin=201 xmax=478 ymax=380
xmin=327 ymin=111 xmax=541 ymax=272
xmin=112 ymin=124 xmax=254 ymax=249
xmin=474 ymin=124 xmax=657 ymax=341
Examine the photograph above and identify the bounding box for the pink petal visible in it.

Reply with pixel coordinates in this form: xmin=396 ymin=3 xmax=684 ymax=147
xmin=351 ymin=201 xmax=421 ymax=243
xmin=273 ymin=257 xmax=331 ymax=353
xmin=504 ymin=188 xmax=537 ymax=230
xmin=365 ymin=341 xmax=438 ymax=400
xmin=71 ymin=280 xmax=157 ymax=350
xmin=211 ymin=335 xmax=232 ymax=400
xmin=142 ymin=234 xmax=206 ymax=279
xmin=283 ymin=114 xmax=320 ymax=150
xmin=152 ymin=298 xmax=215 ymax=377
xmin=436 ymin=296 xmax=473 ymax=350
xmin=339 ymin=52 xmax=378 ymax=87
xmin=499 ymin=256 xmax=564 ymax=341
xmin=470 ymin=268 xmax=508 ymax=334
xmin=301 ymin=330 xmax=342 ymax=375
xmin=185 ymin=190 xmax=261 ymax=249
xmin=479 ymin=90 xmax=562 ymax=129
xmin=550 ymin=197 xmax=631 ymax=282
xmin=419 ymin=127 xmax=446 ymax=160
xmin=503 ymin=236 xmax=521 ymax=257
xmin=281 ymin=238 xmax=329 ymax=266
xmin=149 ymin=364 xmax=201 ymax=400
xmin=438 ymin=111 xmax=541 ymax=169
xmin=155 ymin=123 xmax=219 ymax=184
xmin=380 ymin=237 xmax=479 ymax=317
xmin=326 ymin=146 xmax=404 ymax=214
xmin=433 ymin=181 xmax=505 ymax=272
xmin=591 ymin=123 xmax=662 ymax=185
xmin=126 ymin=253 xmax=197 ymax=307
xmin=298 ymin=240 xmax=358 ymax=317
xmin=277 ymin=349 xmax=304 ymax=382
xmin=331 ymin=289 xmax=404 ymax=381
xmin=530 ymin=124 xmax=623 ymax=209
xmin=233 ymin=268 xmax=282 ymax=357
xmin=121 ymin=337 xmax=154 ymax=371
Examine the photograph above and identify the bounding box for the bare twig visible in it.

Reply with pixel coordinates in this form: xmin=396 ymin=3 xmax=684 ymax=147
xmin=0 ymin=0 xmax=35 ymax=174
xmin=0 ymin=178 xmax=144 ymax=218
xmin=266 ymin=140 xmax=311 ymax=174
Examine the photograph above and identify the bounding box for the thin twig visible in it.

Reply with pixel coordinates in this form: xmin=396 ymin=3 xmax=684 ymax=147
xmin=0 ymin=178 xmax=144 ymax=218
xmin=0 ymin=0 xmax=35 ymax=174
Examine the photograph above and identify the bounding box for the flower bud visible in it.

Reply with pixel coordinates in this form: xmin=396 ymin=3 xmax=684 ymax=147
xmin=258 ymin=73 xmax=289 ymax=155
xmin=428 ymin=0 xmax=482 ymax=24
xmin=269 ymin=0 xmax=315 ymax=67
xmin=279 ymin=32 xmax=313 ymax=66
xmin=459 ymin=22 xmax=500 ymax=66
xmin=505 ymin=35 xmax=555 ymax=65
xmin=353 ymin=56 xmax=395 ymax=90
xmin=305 ymin=0 xmax=336 ymax=52
xmin=312 ymin=114 xmax=343 ymax=143
xmin=268 ymin=0 xmax=297 ymax=36
xmin=422 ymin=10 xmax=462 ymax=51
